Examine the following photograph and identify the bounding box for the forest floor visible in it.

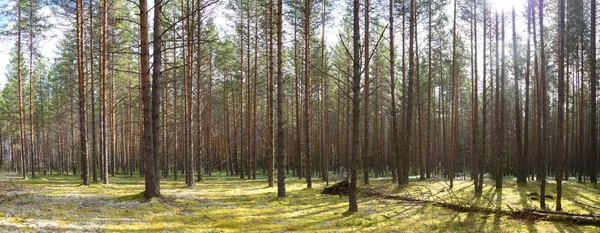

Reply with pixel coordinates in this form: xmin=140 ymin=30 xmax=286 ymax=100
xmin=0 ymin=172 xmax=598 ymax=232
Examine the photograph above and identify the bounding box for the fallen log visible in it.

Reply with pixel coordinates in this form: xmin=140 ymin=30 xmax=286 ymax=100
xmin=362 ymin=189 xmax=600 ymax=226
xmin=569 ymin=198 xmax=600 ymax=211
xmin=523 ymin=209 xmax=600 ymax=225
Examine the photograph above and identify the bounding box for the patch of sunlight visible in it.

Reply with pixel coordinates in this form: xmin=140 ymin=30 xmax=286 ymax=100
xmin=0 ymin=172 xmax=598 ymax=232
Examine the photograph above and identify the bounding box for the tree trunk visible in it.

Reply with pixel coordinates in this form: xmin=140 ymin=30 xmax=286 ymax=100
xmin=524 ymin=0 xmax=531 ymax=185
xmin=76 ymin=0 xmax=89 ymax=185
xmin=539 ymin=0 xmax=549 ymax=209
xmin=146 ymin=0 xmax=162 ymax=198
xmin=363 ymin=0 xmax=371 ymax=185
xmin=101 ymin=0 xmax=109 ymax=184
xmin=276 ymin=0 xmax=286 ymax=198
xmin=294 ymin=12 xmax=302 ymax=179
xmin=304 ymin=0 xmax=312 ymax=188
xmin=28 ymin=0 xmax=35 ymax=179
xmin=427 ymin=0 xmax=434 ymax=181
xmin=320 ymin=0 xmax=327 ymax=184
xmin=450 ymin=0 xmax=458 ymax=189
xmin=267 ymin=0 xmax=275 ymax=187
xmin=389 ymin=0 xmax=398 ymax=184
xmin=17 ymin=0 xmax=26 ymax=180
xmin=556 ymin=0 xmax=566 ymax=211
xmin=589 ymin=0 xmax=597 ymax=184
xmin=349 ymin=0 xmax=360 ymax=212
xmin=184 ymin=0 xmax=194 ymax=186
xmin=90 ymin=0 xmax=97 ymax=183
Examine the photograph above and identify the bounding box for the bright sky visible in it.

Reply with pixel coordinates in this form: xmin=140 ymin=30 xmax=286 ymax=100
xmin=0 ymin=6 xmax=60 ymax=88
xmin=490 ymin=0 xmax=525 ymax=11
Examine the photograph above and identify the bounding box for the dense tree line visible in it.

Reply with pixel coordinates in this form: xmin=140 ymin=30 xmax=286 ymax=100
xmin=0 ymin=0 xmax=598 ymax=211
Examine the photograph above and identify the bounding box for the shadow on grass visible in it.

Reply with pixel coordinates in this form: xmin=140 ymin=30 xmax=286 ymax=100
xmin=115 ymin=192 xmax=145 ymax=201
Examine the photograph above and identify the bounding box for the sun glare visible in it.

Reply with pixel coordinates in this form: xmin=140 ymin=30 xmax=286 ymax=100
xmin=489 ymin=0 xmax=525 ymax=11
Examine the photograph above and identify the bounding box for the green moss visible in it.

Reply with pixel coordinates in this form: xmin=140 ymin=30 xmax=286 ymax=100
xmin=0 ymin=173 xmax=598 ymax=232
xmin=115 ymin=192 xmax=145 ymax=201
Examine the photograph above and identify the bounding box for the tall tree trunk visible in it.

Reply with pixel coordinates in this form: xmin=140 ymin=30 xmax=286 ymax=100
xmin=401 ymin=0 xmax=416 ymax=186
xmin=320 ymin=0 xmax=328 ymax=184
xmin=17 ymin=0 xmax=26 ymax=179
xmin=276 ymin=0 xmax=286 ymax=198
xmin=101 ymin=0 xmax=109 ymax=184
xmin=146 ymin=0 xmax=162 ymax=198
xmin=590 ymin=0 xmax=598 ymax=184
xmin=294 ymin=12 xmax=302 ymax=179
xmin=304 ymin=0 xmax=312 ymax=188
xmin=173 ymin=27 xmax=179 ymax=180
xmin=246 ymin=1 xmax=251 ymax=180
xmin=512 ymin=6 xmax=524 ymax=185
xmin=398 ymin=0 xmax=406 ymax=185
xmin=450 ymin=0 xmax=458 ymax=189
xmin=494 ymin=9 xmax=501 ymax=189
xmin=110 ymin=54 xmax=116 ymax=177
xmin=427 ymin=0 xmax=433 ymax=181
xmin=500 ymin=8 xmax=506 ymax=189
xmin=349 ymin=0 xmax=360 ymax=212
xmin=90 ymin=0 xmax=97 ymax=183
xmin=252 ymin=3 xmax=258 ymax=180
xmin=196 ymin=2 xmax=203 ymax=182
xmin=472 ymin=0 xmax=482 ymax=194
xmin=267 ymin=0 xmax=275 ymax=187
xmin=539 ymin=0 xmax=549 ymax=209
xmin=208 ymin=44 xmax=214 ymax=178
xmin=76 ymin=0 xmax=89 ymax=185
xmin=162 ymin=53 xmax=169 ymax=178
xmin=28 ymin=0 xmax=35 ymax=179
xmin=140 ymin=0 xmax=159 ymax=199
xmin=363 ymin=0 xmax=371 ymax=185
xmin=556 ymin=0 xmax=566 ymax=211
xmin=184 ymin=0 xmax=195 ymax=186
xmin=389 ymin=0 xmax=398 ymax=184
xmin=524 ymin=0 xmax=531 ymax=184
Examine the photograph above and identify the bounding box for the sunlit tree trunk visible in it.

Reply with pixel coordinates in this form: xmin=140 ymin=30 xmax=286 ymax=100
xmin=101 ymin=0 xmax=109 ymax=184
xmin=28 ymin=0 xmax=35 ymax=179
xmin=90 ymin=0 xmax=97 ymax=183
xmin=147 ymin=0 xmax=163 ymax=198
xmin=76 ymin=0 xmax=89 ymax=185
xmin=17 ymin=0 xmax=27 ymax=179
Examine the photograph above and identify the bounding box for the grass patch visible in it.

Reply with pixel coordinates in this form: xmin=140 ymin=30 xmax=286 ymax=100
xmin=115 ymin=192 xmax=145 ymax=201
xmin=0 ymin=172 xmax=597 ymax=232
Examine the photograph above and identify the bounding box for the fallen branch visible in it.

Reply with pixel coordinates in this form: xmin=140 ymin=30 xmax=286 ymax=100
xmin=363 ymin=190 xmax=600 ymax=226
xmin=569 ymin=198 xmax=600 ymax=211
xmin=480 ymin=194 xmax=496 ymax=208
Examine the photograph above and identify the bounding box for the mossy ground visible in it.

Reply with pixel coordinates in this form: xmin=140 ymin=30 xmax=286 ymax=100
xmin=0 ymin=172 xmax=598 ymax=232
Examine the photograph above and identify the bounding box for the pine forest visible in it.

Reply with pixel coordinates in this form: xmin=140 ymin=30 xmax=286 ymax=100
xmin=0 ymin=0 xmax=599 ymax=231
